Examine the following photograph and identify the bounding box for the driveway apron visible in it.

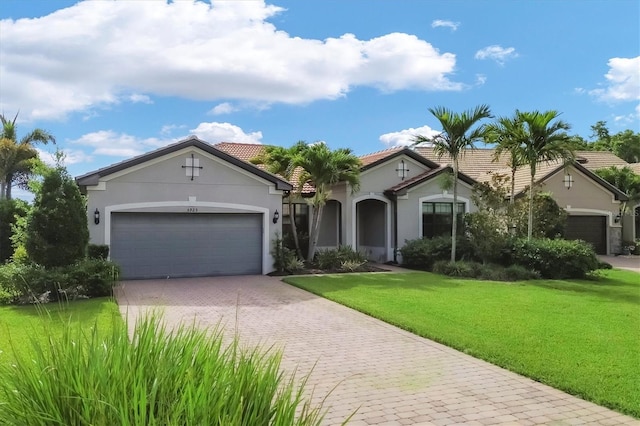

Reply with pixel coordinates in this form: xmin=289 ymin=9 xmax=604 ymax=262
xmin=116 ymin=276 xmax=639 ymax=426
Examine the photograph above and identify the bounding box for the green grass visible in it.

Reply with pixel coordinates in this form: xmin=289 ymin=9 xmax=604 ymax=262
xmin=284 ymin=269 xmax=640 ymax=418
xmin=0 ymin=298 xmax=121 ymax=366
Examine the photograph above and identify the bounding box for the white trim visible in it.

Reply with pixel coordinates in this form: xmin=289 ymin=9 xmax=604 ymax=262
xmin=86 ymin=182 xmax=106 ymax=191
xmin=418 ymin=194 xmax=471 ymax=238
xmin=351 ymin=195 xmax=392 ymax=261
xmin=105 ymin=201 xmax=270 ymax=275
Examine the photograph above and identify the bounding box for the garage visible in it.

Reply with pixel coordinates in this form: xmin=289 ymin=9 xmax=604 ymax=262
xmin=564 ymin=215 xmax=607 ymax=255
xmin=111 ymin=212 xmax=262 ymax=279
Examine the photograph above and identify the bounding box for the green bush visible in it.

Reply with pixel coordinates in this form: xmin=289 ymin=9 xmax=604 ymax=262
xmin=0 ymin=314 xmax=326 ymax=425
xmin=272 ymin=233 xmax=297 ymax=273
xmin=0 ymin=199 xmax=29 ymax=263
xmin=0 ymin=259 xmax=119 ymax=304
xmin=506 ymin=238 xmax=599 ymax=279
xmin=432 ymin=260 xmax=480 ymax=277
xmin=432 ymin=260 xmax=539 ymax=281
xmin=400 ymin=236 xmax=473 ymax=270
xmin=314 ymin=246 xmax=366 ymax=270
xmin=25 ymin=167 xmax=89 ymax=268
xmin=87 ymin=244 xmax=110 ymax=260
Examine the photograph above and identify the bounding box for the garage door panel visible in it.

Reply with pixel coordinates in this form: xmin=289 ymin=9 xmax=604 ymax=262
xmin=111 ymin=213 xmax=262 ymax=279
xmin=565 ymin=216 xmax=607 ymax=255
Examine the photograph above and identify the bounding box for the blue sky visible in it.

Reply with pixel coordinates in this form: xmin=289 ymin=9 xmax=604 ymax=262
xmin=1 ymin=0 xmax=638 ymax=199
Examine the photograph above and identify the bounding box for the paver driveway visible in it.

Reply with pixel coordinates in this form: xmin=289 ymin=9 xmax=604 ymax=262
xmin=116 ymin=275 xmax=638 ymax=426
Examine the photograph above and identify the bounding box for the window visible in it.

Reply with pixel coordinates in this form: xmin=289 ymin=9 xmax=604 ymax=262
xmin=422 ymin=202 xmax=465 ymax=238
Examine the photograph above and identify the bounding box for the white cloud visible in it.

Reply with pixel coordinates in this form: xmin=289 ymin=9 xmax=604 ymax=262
xmin=589 ymin=56 xmax=640 ymax=102
xmin=474 ymin=45 xmax=518 ymax=65
xmin=613 ymin=103 xmax=640 ymax=124
xmin=0 ymin=1 xmax=461 ymax=121
xmin=160 ymin=124 xmax=187 ymax=136
xmin=431 ymin=20 xmax=460 ymax=31
xmin=190 ymin=122 xmax=263 ymax=144
xmin=379 ymin=125 xmax=439 ymax=147
xmin=129 ymin=94 xmax=153 ymax=104
xmin=475 ymin=74 xmax=487 ymax=86
xmin=208 ymin=102 xmax=238 ymax=115
xmin=69 ymin=130 xmax=168 ymax=157
xmin=36 ymin=148 xmax=93 ymax=166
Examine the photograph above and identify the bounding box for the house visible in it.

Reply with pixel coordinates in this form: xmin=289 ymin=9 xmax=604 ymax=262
xmin=77 ymin=137 xmax=633 ymax=279
xmin=76 ymin=137 xmax=291 ymax=279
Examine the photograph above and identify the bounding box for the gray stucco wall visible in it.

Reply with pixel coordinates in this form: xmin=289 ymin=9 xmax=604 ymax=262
xmin=84 ymin=147 xmax=284 ymax=274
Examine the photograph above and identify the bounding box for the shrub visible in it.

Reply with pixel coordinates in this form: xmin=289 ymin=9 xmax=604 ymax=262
xmin=272 ymin=233 xmax=297 ymax=273
xmin=87 ymin=244 xmax=110 ymax=260
xmin=502 ymin=264 xmax=540 ymax=281
xmin=432 ymin=260 xmax=479 ymax=277
xmin=26 ymin=167 xmax=89 ymax=268
xmin=341 ymin=260 xmax=365 ymax=272
xmin=314 ymin=246 xmax=366 ymax=270
xmin=0 ymin=314 xmax=326 ymax=425
xmin=0 ymin=199 xmax=29 ymax=263
xmin=285 ymin=257 xmax=305 ymax=273
xmin=400 ymin=236 xmax=473 ymax=270
xmin=506 ymin=238 xmax=599 ymax=279
xmin=0 ymin=259 xmax=119 ymax=304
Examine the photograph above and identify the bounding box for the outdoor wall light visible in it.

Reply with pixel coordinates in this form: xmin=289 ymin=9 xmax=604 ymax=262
xmin=614 ymin=213 xmax=621 ymax=224
xmin=563 ymin=174 xmax=574 ymax=190
xmin=94 ymin=208 xmax=100 ymax=225
xmin=272 ymin=209 xmax=280 ymax=224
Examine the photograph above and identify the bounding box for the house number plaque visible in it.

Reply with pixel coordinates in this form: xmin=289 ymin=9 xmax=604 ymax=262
xmin=187 ymin=207 xmax=198 ymax=213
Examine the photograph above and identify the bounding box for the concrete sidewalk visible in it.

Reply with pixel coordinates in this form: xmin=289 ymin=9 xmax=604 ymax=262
xmin=598 ymin=255 xmax=640 ymax=273
xmin=116 ymin=276 xmax=639 ymax=425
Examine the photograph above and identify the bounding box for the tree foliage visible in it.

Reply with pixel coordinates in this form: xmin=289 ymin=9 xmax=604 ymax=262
xmin=25 ymin=166 xmax=88 ymax=268
xmin=414 ymin=104 xmax=492 ymax=262
xmin=0 ymin=113 xmax=55 ymax=199
xmin=293 ymin=142 xmax=361 ymax=261
xmin=0 ymin=199 xmax=29 ymax=263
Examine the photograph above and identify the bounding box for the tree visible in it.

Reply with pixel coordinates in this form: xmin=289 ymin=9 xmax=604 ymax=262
xmin=293 ymin=142 xmax=361 ymax=262
xmin=251 ymin=141 xmax=307 ymax=259
xmin=414 ymin=105 xmax=492 ymax=262
xmin=514 ymin=110 xmax=574 ymax=239
xmin=0 ymin=198 xmax=29 ymax=262
xmin=595 ymin=166 xmax=640 ymax=237
xmin=486 ymin=116 xmax=527 ymax=203
xmin=611 ymin=130 xmax=640 ymax=163
xmin=25 ymin=166 xmax=88 ymax=268
xmin=0 ymin=113 xmax=55 ymax=199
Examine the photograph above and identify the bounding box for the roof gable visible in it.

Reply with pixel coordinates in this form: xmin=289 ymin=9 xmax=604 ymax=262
xmin=360 ymin=147 xmax=441 ymax=172
xmin=76 ymin=137 xmax=292 ymax=191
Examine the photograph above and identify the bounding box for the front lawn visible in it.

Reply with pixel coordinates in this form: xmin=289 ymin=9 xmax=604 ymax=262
xmin=0 ymin=298 xmax=122 ymax=366
xmin=284 ymin=269 xmax=640 ymax=418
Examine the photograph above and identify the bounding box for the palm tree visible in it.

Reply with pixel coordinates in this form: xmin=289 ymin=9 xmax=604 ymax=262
xmin=251 ymin=141 xmax=307 ymax=259
xmin=0 ymin=114 xmax=55 ymax=199
xmin=515 ymin=110 xmax=574 ymax=239
xmin=486 ymin=116 xmax=527 ymax=204
xmin=414 ymin=105 xmax=492 ymax=262
xmin=595 ymin=166 xmax=640 ymax=240
xmin=293 ymin=142 xmax=361 ymax=262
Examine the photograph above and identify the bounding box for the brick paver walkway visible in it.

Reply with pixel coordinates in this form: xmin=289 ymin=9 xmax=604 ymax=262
xmin=116 ymin=276 xmax=639 ymax=425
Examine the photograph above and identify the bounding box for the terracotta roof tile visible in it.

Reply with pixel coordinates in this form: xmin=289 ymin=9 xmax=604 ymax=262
xmin=386 ymin=167 xmax=446 ymax=192
xmin=359 ymin=147 xmax=403 ymax=166
xmin=573 ymin=150 xmax=629 ymax=170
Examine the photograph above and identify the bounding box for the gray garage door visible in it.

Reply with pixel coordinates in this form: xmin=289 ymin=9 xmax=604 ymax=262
xmin=111 ymin=213 xmax=262 ymax=279
xmin=564 ymin=215 xmax=607 ymax=254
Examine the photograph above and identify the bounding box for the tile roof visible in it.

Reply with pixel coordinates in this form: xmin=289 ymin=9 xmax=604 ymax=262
xmin=359 ymin=147 xmax=403 ymax=166
xmin=414 ymin=147 xmax=505 ymax=179
xmin=573 ymin=150 xmax=629 ymax=170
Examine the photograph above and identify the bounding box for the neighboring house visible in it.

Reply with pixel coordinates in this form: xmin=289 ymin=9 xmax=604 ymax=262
xmin=76 ymin=137 xmax=291 ymax=279
xmin=77 ymin=138 xmax=633 ymax=279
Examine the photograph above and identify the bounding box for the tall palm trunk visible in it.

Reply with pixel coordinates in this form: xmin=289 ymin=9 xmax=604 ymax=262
xmin=286 ymin=194 xmax=304 ymax=260
xmin=307 ymin=202 xmax=325 ymax=262
xmin=451 ymin=161 xmax=458 ymax=262
xmin=527 ymin=172 xmax=535 ymax=239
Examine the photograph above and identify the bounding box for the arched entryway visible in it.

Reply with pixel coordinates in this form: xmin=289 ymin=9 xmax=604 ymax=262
xmin=354 ymin=197 xmax=389 ymax=262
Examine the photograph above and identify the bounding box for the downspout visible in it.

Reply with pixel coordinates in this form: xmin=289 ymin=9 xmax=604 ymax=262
xmin=384 ymin=190 xmax=398 ymax=264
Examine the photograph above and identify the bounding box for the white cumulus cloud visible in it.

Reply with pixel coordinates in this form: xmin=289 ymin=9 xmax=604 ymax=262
xmin=474 ymin=45 xmax=518 ymax=65
xmin=589 ymin=56 xmax=640 ymax=102
xmin=0 ymin=1 xmax=461 ymax=121
xmin=190 ymin=122 xmax=263 ymax=144
xmin=379 ymin=125 xmax=440 ymax=147
xmin=431 ymin=20 xmax=460 ymax=31
xmin=208 ymin=102 xmax=238 ymax=115
xmin=69 ymin=130 xmax=168 ymax=157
